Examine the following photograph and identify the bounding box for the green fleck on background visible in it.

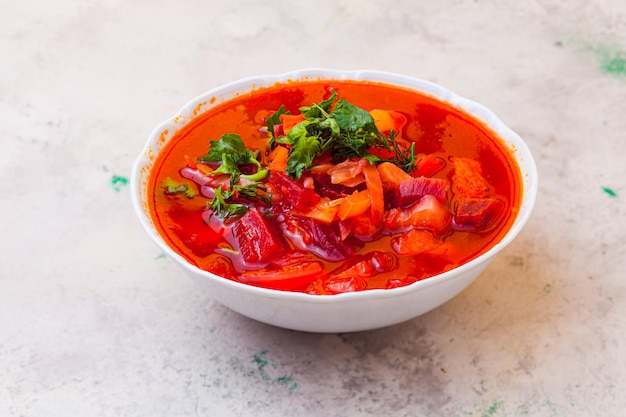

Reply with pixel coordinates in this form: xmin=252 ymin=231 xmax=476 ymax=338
xmin=582 ymin=42 xmax=626 ymax=78
xmin=111 ymin=175 xmax=129 ymax=192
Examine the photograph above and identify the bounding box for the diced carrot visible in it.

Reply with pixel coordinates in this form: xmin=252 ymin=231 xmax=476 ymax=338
xmin=451 ymin=157 xmax=489 ymax=199
xmin=304 ymin=207 xmax=340 ymax=224
xmin=303 ymin=198 xmax=344 ymax=224
xmin=337 ymin=190 xmax=371 ymax=221
xmin=362 ymin=163 xmax=384 ymax=227
xmin=196 ymin=163 xmax=213 ymax=176
xmin=279 ymin=114 xmax=306 ymax=134
xmin=376 ymin=162 xmax=412 ymax=188
xmin=267 ymin=145 xmax=289 ymax=172
xmin=309 ymin=163 xmax=334 ymax=175
xmin=184 ymin=154 xmax=198 ymax=169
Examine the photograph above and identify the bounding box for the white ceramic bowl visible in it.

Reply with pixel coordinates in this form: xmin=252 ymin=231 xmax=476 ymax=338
xmin=131 ymin=69 xmax=538 ymax=333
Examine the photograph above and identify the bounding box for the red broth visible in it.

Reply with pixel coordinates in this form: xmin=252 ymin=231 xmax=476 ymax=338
xmin=148 ymin=80 xmax=523 ymax=294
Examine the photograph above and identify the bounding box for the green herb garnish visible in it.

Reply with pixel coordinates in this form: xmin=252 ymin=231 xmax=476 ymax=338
xmin=201 ymin=133 xmax=268 ymax=186
xmin=209 ymin=187 xmax=248 ymax=219
xmin=388 ymin=130 xmax=417 ymax=173
xmin=265 ymin=105 xmax=287 ymax=146
xmin=299 ymin=89 xmax=337 ymax=118
xmin=198 ymin=134 xmax=273 ymax=219
xmin=269 ymin=90 xmax=416 ymax=178
xmin=232 ymin=182 xmax=272 ymax=206
xmin=208 ymin=183 xmax=271 ymax=219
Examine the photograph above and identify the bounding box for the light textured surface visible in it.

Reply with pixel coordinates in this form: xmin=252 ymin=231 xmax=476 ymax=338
xmin=2 ymin=1 xmax=626 ymax=416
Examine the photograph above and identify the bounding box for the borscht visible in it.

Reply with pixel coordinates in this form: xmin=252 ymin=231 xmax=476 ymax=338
xmin=148 ymin=80 xmax=522 ymax=295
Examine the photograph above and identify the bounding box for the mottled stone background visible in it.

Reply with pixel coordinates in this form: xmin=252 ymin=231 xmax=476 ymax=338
xmin=2 ymin=0 xmax=625 ymax=416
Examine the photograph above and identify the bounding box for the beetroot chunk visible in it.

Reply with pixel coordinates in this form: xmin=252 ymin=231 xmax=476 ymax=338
xmin=453 ymin=198 xmax=504 ymax=230
xmin=233 ymin=208 xmax=284 ymax=263
xmin=269 ymin=171 xmax=320 ymax=211
xmin=303 ymin=218 xmax=353 ymax=260
xmin=393 ymin=177 xmax=448 ymax=207
xmin=281 ymin=216 xmax=353 ymax=262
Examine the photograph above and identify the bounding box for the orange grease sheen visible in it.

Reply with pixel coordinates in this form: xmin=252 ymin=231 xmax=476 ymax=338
xmin=148 ymin=80 xmax=523 ymax=293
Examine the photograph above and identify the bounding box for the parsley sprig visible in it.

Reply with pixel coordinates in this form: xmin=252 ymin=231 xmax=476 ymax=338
xmin=268 ymin=90 xmax=416 ymax=178
xmin=208 ymin=183 xmax=272 ymax=219
xmin=201 ymin=133 xmax=268 ymax=187
xmin=200 ymin=134 xmax=271 ymax=219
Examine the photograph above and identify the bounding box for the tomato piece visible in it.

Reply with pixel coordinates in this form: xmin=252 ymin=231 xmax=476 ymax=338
xmin=269 ymin=171 xmax=321 ymax=211
xmin=368 ymin=251 xmax=397 ymax=272
xmin=323 ymin=276 xmax=368 ymax=294
xmin=348 ymin=216 xmax=379 ymax=241
xmin=315 ymin=251 xmax=398 ymax=294
xmin=202 ymin=254 xmax=235 ymax=278
xmin=239 ymin=261 xmax=324 ymax=292
xmin=383 ymin=195 xmax=451 ymax=232
xmin=412 ymin=154 xmax=445 ymax=177
xmin=391 ymin=229 xmax=443 ymax=256
xmin=386 ymin=276 xmax=421 ymax=289
xmin=233 ymin=207 xmax=284 ymax=263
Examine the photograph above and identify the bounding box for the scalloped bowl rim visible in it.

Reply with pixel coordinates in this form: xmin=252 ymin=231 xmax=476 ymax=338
xmin=131 ymin=68 xmax=537 ymax=317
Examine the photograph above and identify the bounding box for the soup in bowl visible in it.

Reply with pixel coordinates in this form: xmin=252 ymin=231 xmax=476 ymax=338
xmin=131 ymin=69 xmax=537 ymax=332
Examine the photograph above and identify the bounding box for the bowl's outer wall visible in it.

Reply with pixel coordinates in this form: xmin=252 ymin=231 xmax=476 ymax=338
xmin=131 ymin=69 xmax=538 ymax=332
xmin=182 ymin=258 xmax=492 ymax=333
